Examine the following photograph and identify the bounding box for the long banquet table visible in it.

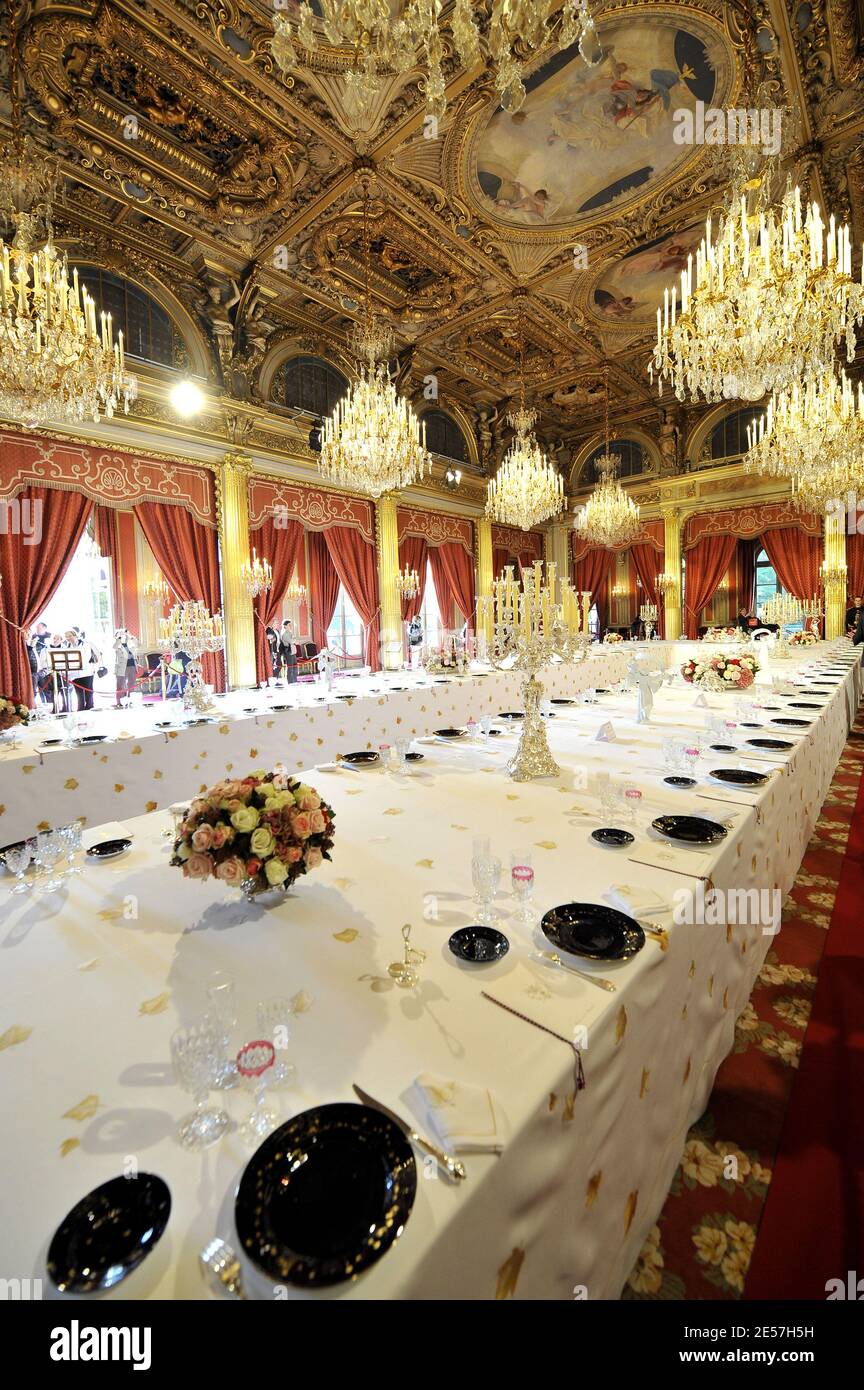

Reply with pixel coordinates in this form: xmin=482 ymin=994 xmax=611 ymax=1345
xmin=0 ymin=641 xmax=858 ymax=1300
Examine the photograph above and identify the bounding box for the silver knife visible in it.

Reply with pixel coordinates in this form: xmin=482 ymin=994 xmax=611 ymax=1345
xmin=352 ymin=1083 xmax=466 ymax=1182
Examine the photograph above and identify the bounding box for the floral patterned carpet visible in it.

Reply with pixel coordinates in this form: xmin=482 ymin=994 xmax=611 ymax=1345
xmin=623 ymin=715 xmax=864 ymax=1300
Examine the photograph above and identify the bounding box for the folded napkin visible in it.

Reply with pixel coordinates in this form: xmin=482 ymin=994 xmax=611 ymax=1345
xmin=413 ymin=1073 xmax=508 ymax=1155
xmin=605 ymin=883 xmax=668 ymax=919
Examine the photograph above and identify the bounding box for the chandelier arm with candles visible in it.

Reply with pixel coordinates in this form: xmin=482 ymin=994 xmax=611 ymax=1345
xmin=159 ymin=602 xmax=225 ymax=713
xmin=743 ymin=369 xmax=864 ymax=512
xmin=0 ymin=0 xmax=137 ymax=426
xmin=485 ymin=306 xmax=564 ymax=531
xmin=271 ymin=1 xmax=601 ymax=127
xmin=573 ymin=368 xmax=641 ymax=547
xmin=317 ymin=185 xmax=432 ymax=499
xmin=240 ymin=549 xmax=273 ymax=599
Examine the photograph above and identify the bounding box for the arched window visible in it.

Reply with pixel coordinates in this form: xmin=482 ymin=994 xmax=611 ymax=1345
xmin=421 ymin=409 xmax=468 ymax=463
xmin=706 ymin=408 xmax=763 ymax=464
xmin=74 ymin=268 xmax=184 ymax=368
xmin=584 ymin=439 xmax=645 ymax=483
xmin=273 ymin=356 xmax=348 ymax=416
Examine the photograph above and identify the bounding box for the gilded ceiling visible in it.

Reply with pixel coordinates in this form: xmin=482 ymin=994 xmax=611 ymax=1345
xmin=2 ymin=0 xmax=864 ymax=488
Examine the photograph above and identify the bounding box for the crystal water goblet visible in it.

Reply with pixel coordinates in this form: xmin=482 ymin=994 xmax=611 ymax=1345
xmin=5 ymin=842 xmax=33 ymax=895
xmin=205 ymin=971 xmax=238 ymax=1089
xmin=236 ymin=1040 xmax=277 ymax=1144
xmin=59 ymin=820 xmax=83 ymax=876
xmin=479 ymin=715 xmax=493 ymax=746
xmin=472 ymin=854 xmax=501 ymax=925
xmin=256 ymin=997 xmax=297 ymax=1088
xmin=170 ymin=1022 xmax=230 ymax=1150
xmin=36 ymin=831 xmax=66 ymax=893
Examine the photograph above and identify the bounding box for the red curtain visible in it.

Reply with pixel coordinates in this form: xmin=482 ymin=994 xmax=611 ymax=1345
xmin=429 ymin=541 xmax=475 ymax=629
xmin=307 ymin=530 xmax=341 ymax=654
xmin=683 ymin=534 xmax=737 ymax=637
xmin=134 ymin=502 xmax=224 ymax=689
xmin=573 ymin=548 xmax=614 ymax=633
xmin=0 ymin=486 xmax=94 ymax=703
xmin=762 ymin=529 xmax=822 ymax=603
xmin=846 ymin=534 xmax=864 ymax=601
xmin=398 ymin=535 xmax=427 ymax=623
xmin=735 ymin=537 xmax=759 ymax=613
xmin=630 ymin=543 xmax=665 ymax=638
xmin=324 ymin=525 xmax=380 ymax=670
xmin=251 ymin=516 xmax=304 ymax=683
xmin=93 ymin=505 xmax=125 ymax=632
xmin=493 ymin=547 xmax=510 ymax=579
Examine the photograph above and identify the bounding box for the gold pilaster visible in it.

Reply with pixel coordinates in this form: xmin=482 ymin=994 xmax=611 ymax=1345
xmin=476 ymin=517 xmax=494 ymax=648
xmin=662 ymin=506 xmax=683 ymax=639
xmin=545 ymin=517 xmax=572 ymax=595
xmin=215 ymin=452 xmax=257 ymax=689
xmin=377 ymin=494 xmax=402 ymax=670
xmin=823 ymin=510 xmax=847 ymax=640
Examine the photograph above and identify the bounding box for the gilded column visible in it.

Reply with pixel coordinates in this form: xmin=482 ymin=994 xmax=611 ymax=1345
xmin=546 ymin=517 xmax=572 ymax=592
xmin=823 ymin=510 xmax=847 ymax=640
xmin=476 ymin=516 xmax=494 ymax=650
xmin=662 ymin=506 xmax=683 ymax=639
xmin=216 ymin=452 xmax=257 ymax=689
xmin=376 ymin=494 xmax=402 ymax=670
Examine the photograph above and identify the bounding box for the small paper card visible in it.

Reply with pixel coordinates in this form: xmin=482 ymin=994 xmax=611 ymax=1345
xmin=692 ymin=693 xmax=708 ymax=708
xmin=595 ymin=721 xmax=616 ymax=742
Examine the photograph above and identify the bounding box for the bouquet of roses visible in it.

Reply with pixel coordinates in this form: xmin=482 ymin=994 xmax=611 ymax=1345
xmin=171 ymin=768 xmax=335 ymax=896
xmin=0 ymin=695 xmax=30 ymax=732
xmin=790 ymin=629 xmax=818 ymax=646
xmin=702 ymin=626 xmax=738 ymax=642
xmin=680 ymin=651 xmax=760 ymax=690
xmin=603 ymin=632 xmax=623 ymax=643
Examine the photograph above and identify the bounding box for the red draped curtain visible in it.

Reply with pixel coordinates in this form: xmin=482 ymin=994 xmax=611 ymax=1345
xmin=324 ymin=525 xmax=380 ymax=670
xmin=429 ymin=541 xmax=475 ymax=629
xmin=493 ymin=547 xmax=510 ymax=579
xmin=251 ymin=516 xmax=304 ymax=684
xmin=735 ymin=537 xmax=759 ymax=613
xmin=573 ymin=548 xmax=615 ymax=633
xmin=307 ymin=530 xmax=340 ymax=654
xmin=398 ymin=535 xmax=428 ymax=623
xmin=0 ymin=486 xmax=94 ymax=703
xmin=630 ymin=544 xmax=665 ymax=638
xmin=93 ymin=505 xmax=125 ymax=632
xmin=134 ymin=501 xmax=224 ymax=689
xmin=846 ymin=534 xmax=864 ymax=601
xmin=683 ymin=534 xmax=737 ymax=637
xmin=761 ymin=529 xmax=822 ymax=603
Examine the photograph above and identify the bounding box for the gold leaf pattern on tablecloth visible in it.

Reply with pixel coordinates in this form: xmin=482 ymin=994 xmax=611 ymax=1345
xmin=495 ymin=1248 xmax=525 ymax=1300
xmin=139 ymin=992 xmax=171 ymax=1015
xmin=383 ymin=807 xmax=403 ymax=816
xmin=21 ymin=764 xmax=35 ymax=774
xmin=415 ymin=858 xmax=433 ymax=868
xmin=506 ymin=795 xmax=519 ymax=801
xmin=683 ymin=1057 xmax=691 ymax=1084
xmin=640 ymin=1069 xmax=650 ymax=1099
xmin=64 ymin=777 xmax=79 ymax=790
xmin=153 ymin=770 xmax=163 ymax=780
xmin=451 ymin=824 xmax=468 ymax=831
xmin=688 ymin=960 xmax=696 ymax=978
xmin=0 ymin=805 xmax=4 ymax=816
xmin=131 ymin=746 xmax=142 ymax=756
xmin=535 ymin=841 xmax=557 ymax=850
xmin=59 ymin=1138 xmax=80 ymax=1158
xmin=586 ymin=1171 xmax=602 ymax=1208
xmin=145 ymin=801 xmax=158 ymax=813
xmin=37 ymin=819 xmax=49 ymax=831
xmin=289 ymin=732 xmax=297 ymax=741
xmin=290 ymin=989 xmax=313 ymax=1014
xmin=0 ymin=1024 xmax=31 ymax=1050
xmin=624 ymin=1190 xmax=639 ymax=1234
xmin=333 ymin=877 xmax=355 ymax=890
xmin=63 ymin=1094 xmax=100 ymax=1122
xmin=548 ymin=1092 xmax=557 ymax=1111
xmin=616 ymin=1006 xmax=627 ymax=1043
xmin=562 ymin=1091 xmax=576 ymax=1123
xmin=346 ymin=789 xmax=362 ymax=795
xmin=707 ymin=975 xmax=714 ymax=998
xmin=168 ymin=731 xmax=178 ymax=740
xmin=219 ymin=725 xmax=229 ymax=735
xmin=98 ymin=908 xmax=123 ymax=921
xmin=722 ymin=987 xmax=729 ymax=1010
xmin=114 ymin=783 xmax=125 ymax=793
xmin=514 ymin=816 xmax=534 ymax=824
xmin=726 ymin=923 xmax=733 ymax=943
xmin=78 ymin=958 xmax=99 ymax=971
xmin=333 ymin=928 xmax=359 ymax=943
xmin=682 ymin=1003 xmax=688 ymax=1019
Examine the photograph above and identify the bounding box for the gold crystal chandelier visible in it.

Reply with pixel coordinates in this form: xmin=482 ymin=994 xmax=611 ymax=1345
xmin=0 ymin=0 xmax=137 ymax=426
xmin=573 ymin=369 xmax=641 ymax=547
xmin=486 ymin=307 xmax=564 ymax=530
xmin=240 ymin=548 xmax=273 ymax=598
xmin=318 ymin=187 xmax=431 ymax=498
xmin=285 ymin=575 xmax=307 ymax=604
xmin=142 ymin=576 xmax=173 ymax=609
xmin=650 ymin=174 xmax=864 ymax=404
xmin=744 ymin=368 xmax=864 ymax=512
xmin=395 ymin=562 xmax=420 ymax=600
xmin=272 ymin=0 xmax=600 ymax=126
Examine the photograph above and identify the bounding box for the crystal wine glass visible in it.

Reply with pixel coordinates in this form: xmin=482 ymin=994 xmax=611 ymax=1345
xmin=170 ymin=1022 xmax=231 ymax=1150
xmin=471 ymin=855 xmax=501 ymax=926
xmin=256 ymin=997 xmax=297 ymax=1088
xmin=36 ymin=831 xmax=66 ymax=893
xmin=59 ymin=820 xmax=83 ymax=876
xmin=5 ymin=842 xmax=33 ymax=895
xmin=236 ymin=1040 xmax=277 ymax=1144
xmin=510 ymin=861 xmax=535 ymax=926
xmin=205 ymin=971 xmax=238 ymax=1089
xmin=479 ymin=715 xmax=493 ymax=746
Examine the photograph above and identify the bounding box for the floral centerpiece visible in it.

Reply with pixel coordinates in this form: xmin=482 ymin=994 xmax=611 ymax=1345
xmin=603 ymin=631 xmax=623 ymax=643
xmin=702 ymin=626 xmax=739 ymax=642
xmin=425 ymin=636 xmax=468 ymax=675
xmin=789 ymin=629 xmax=818 ymax=646
xmin=681 ymin=651 xmax=760 ymax=691
xmin=0 ymin=695 xmax=30 ymax=732
xmin=171 ymin=768 xmax=335 ymax=900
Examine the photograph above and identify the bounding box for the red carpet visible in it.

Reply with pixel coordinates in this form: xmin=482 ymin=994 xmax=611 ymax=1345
xmin=744 ymin=755 xmax=864 ymax=1300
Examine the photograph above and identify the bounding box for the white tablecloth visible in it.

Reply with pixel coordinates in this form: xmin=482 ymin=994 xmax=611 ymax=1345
xmin=0 ymin=643 xmax=857 ymax=1301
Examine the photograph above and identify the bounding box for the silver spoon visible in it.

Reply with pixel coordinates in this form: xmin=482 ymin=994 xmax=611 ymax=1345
xmin=199 ymin=1237 xmax=247 ymax=1300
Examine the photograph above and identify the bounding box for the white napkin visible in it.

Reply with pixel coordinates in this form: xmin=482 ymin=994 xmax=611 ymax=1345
xmin=413 ymin=1073 xmax=508 ymax=1155
xmin=594 ymin=720 xmax=616 ymax=742
xmin=83 ymin=821 xmax=131 ymax=850
xmin=605 ymin=883 xmax=668 ymax=919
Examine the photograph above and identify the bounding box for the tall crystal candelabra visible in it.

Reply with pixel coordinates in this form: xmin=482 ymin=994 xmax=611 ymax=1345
xmin=159 ymin=601 xmax=225 ymax=711
xmin=485 ymin=562 xmax=591 ymax=781
xmin=639 ymin=602 xmax=659 ymax=640
xmin=761 ymin=593 xmax=806 ymax=658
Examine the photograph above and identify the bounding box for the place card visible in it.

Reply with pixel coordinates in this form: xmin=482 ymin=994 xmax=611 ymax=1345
xmin=594 ymin=721 xmax=616 ymax=742
xmin=692 ymin=693 xmax=708 ymax=708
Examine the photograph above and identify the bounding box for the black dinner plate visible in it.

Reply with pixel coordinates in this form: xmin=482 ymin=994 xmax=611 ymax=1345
xmin=270 ymin=704 xmax=293 ymax=711
xmin=74 ymin=734 xmax=107 ymax=744
xmin=551 ymin=698 xmax=575 ymax=705
xmin=448 ymin=925 xmax=509 ymax=963
xmin=242 ymin=707 xmax=258 ymax=713
xmin=709 ymin=768 xmax=768 ymax=786
xmin=739 ymin=722 xmax=763 ymax=728
xmin=404 ymin=751 xmax=424 ymax=762
xmin=40 ymin=738 xmax=62 ymax=746
xmin=788 ymin=702 xmax=824 ymax=709
xmin=763 ymin=705 xmax=781 ymax=710
xmin=498 ymin=711 xmax=524 ymax=720
xmin=709 ymin=743 xmax=737 ymax=752
xmin=747 ymin=737 xmax=792 ymax=750
xmin=184 ymin=718 xmax=214 ymax=726
xmin=591 ymin=827 xmax=635 ymax=848
xmin=86 ymin=838 xmax=132 ymax=859
xmin=154 ymin=721 xmax=175 ymax=729
xmin=434 ymin=727 xmax=466 ymax=738
xmin=0 ymin=839 xmax=25 ymax=864
xmin=652 ymin=814 xmax=727 ymax=845
xmin=595 ymin=688 xmax=610 ymax=694
xmin=541 ymin=902 xmax=645 ymax=961
xmin=235 ymin=1104 xmax=416 ymax=1288
xmin=388 ymin=686 xmax=407 ymax=691
xmin=488 ymin=728 xmax=502 ymax=736
xmin=341 ymin=751 xmax=380 ymax=766
xmin=663 ymin=775 xmax=696 ymax=788
xmin=46 ymin=1173 xmax=171 ymax=1294
xmin=771 ymin=717 xmax=811 ymax=727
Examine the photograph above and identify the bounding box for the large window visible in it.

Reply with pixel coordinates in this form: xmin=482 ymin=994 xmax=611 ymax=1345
xmin=75 ymin=268 xmax=183 ymax=367
xmin=706 ymin=408 xmax=763 ymax=464
xmin=419 ymin=559 xmax=445 ymax=647
xmin=584 ymin=439 xmax=646 ymax=482
xmin=421 ymin=410 xmax=468 ymax=464
xmin=327 ymin=585 xmax=365 ymax=661
xmin=755 ymin=548 xmax=802 ymax=630
xmin=274 ymin=356 xmax=348 ymax=416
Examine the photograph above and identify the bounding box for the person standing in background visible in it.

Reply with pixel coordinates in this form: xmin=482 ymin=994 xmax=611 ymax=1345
xmin=113 ymin=628 xmax=138 ymax=707
xmin=845 ymin=595 xmax=864 ymax=634
xmin=279 ymin=619 xmax=298 ymax=684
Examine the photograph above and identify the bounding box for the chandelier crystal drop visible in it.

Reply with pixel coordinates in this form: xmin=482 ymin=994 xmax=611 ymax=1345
xmin=744 ymin=369 xmax=864 ymax=512
xmin=650 ymin=177 xmax=864 ymax=404
xmin=573 ymin=370 xmax=641 ymax=546
xmin=272 ymin=0 xmax=600 ymax=126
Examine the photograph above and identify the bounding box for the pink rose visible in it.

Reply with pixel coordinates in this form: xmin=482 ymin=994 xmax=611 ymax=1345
xmin=210 ymin=823 xmax=231 ymax=849
xmin=286 ymin=845 xmax=303 ymax=863
xmin=309 ymin=809 xmax=326 ymax=834
xmin=291 ymin=811 xmax=312 ymax=839
xmin=192 ymin=824 xmax=214 ymax=851
xmin=183 ymin=851 xmax=213 ymax=880
xmin=299 ymin=792 xmax=321 ymax=812
xmin=304 ymin=847 xmax=323 ymax=870
xmin=215 ymin=856 xmax=246 ymax=885
xmin=189 ymin=799 xmax=209 ymax=819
